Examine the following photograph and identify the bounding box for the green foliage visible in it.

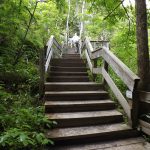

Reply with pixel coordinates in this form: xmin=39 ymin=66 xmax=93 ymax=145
xmin=0 ymin=0 xmax=66 ymax=149
xmin=0 ymin=87 xmax=56 ymax=149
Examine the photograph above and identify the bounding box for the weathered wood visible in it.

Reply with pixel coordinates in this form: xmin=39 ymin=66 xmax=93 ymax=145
xmin=91 ymin=48 xmax=103 ymax=60
xmin=103 ymin=45 xmax=109 ymax=86
xmin=139 ymin=91 xmax=150 ymax=101
xmin=139 ymin=119 xmax=150 ymax=135
xmin=85 ymin=49 xmax=93 ymax=72
xmin=139 ymin=100 xmax=150 ymax=114
xmin=85 ymin=37 xmax=94 ymax=57
xmin=53 ymin=38 xmax=62 ymax=51
xmin=93 ymin=68 xmax=102 ymax=74
xmin=103 ymin=47 xmax=140 ymax=91
xmin=92 ymin=47 xmax=140 ymax=91
xmin=102 ymin=67 xmax=131 ymax=119
xmin=46 ymin=35 xmax=54 ymax=59
xmin=45 ymin=47 xmax=53 ymax=72
xmin=93 ymin=59 xmax=97 ymax=81
xmin=131 ymin=90 xmax=139 ymax=128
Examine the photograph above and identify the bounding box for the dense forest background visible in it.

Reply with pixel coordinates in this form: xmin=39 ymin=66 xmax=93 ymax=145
xmin=0 ymin=0 xmax=150 ymax=149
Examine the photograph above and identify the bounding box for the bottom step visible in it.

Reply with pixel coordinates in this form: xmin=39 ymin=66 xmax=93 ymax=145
xmin=47 ymin=137 xmax=149 ymax=150
xmin=46 ymin=123 xmax=139 ymax=144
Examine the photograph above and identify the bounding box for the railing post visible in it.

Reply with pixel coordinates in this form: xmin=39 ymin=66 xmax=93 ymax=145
xmin=39 ymin=47 xmax=46 ymax=100
xmin=131 ymin=88 xmax=139 ymax=128
xmin=102 ymin=42 xmax=109 ymax=86
xmin=93 ymin=59 xmax=97 ymax=81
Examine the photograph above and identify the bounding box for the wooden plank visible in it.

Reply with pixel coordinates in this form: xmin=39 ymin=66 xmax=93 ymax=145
xmin=92 ymin=47 xmax=140 ymax=91
xmin=103 ymin=47 xmax=140 ymax=91
xmin=45 ymin=48 xmax=53 ymax=72
xmin=140 ymin=91 xmax=150 ymax=101
xmin=53 ymin=38 xmax=62 ymax=51
xmin=91 ymin=48 xmax=103 ymax=60
xmin=93 ymin=67 xmax=102 ymax=74
xmin=85 ymin=37 xmax=94 ymax=57
xmin=46 ymin=35 xmax=54 ymax=59
xmin=85 ymin=49 xmax=93 ymax=72
xmin=139 ymin=120 xmax=150 ymax=135
xmin=140 ymin=100 xmax=150 ymax=114
xmin=102 ymin=67 xmax=131 ymax=119
xmin=93 ymin=59 xmax=97 ymax=80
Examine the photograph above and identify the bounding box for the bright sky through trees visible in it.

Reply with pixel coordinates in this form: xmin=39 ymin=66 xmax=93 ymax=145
xmin=124 ymin=0 xmax=150 ymax=8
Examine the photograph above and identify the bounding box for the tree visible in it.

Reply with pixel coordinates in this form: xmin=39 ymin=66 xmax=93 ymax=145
xmin=135 ymin=0 xmax=150 ymax=91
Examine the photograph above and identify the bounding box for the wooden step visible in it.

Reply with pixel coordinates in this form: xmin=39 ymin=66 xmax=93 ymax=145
xmin=45 ymin=82 xmax=103 ymax=91
xmin=51 ymin=62 xmax=86 ymax=67
xmin=44 ymin=91 xmax=109 ymax=100
xmin=50 ymin=66 xmax=87 ymax=72
xmin=45 ymin=100 xmax=116 ymax=113
xmin=49 ymin=72 xmax=88 ymax=76
xmin=62 ymin=55 xmax=80 ymax=58
xmin=62 ymin=54 xmax=80 ymax=57
xmin=49 ymin=137 xmax=147 ymax=150
xmin=46 ymin=123 xmax=139 ymax=144
xmin=46 ymin=110 xmax=123 ymax=127
xmin=47 ymin=76 xmax=89 ymax=82
xmin=51 ymin=58 xmax=84 ymax=63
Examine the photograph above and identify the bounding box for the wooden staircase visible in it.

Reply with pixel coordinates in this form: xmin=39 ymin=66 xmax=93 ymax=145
xmin=44 ymin=53 xmax=149 ymax=149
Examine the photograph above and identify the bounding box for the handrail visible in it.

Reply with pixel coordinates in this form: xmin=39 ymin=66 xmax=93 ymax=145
xmin=81 ymin=36 xmax=140 ymax=127
xmin=39 ymin=35 xmax=62 ymax=99
xmin=92 ymin=47 xmax=140 ymax=92
xmin=45 ymin=35 xmax=62 ymax=72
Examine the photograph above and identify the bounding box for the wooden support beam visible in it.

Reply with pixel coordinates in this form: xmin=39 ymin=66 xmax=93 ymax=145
xmin=139 ymin=120 xmax=150 ymax=135
xmin=91 ymin=47 xmax=140 ymax=92
xmin=139 ymin=91 xmax=150 ymax=102
xmin=85 ymin=49 xmax=93 ymax=72
xmin=102 ymin=67 xmax=131 ymax=120
xmin=102 ymin=47 xmax=140 ymax=91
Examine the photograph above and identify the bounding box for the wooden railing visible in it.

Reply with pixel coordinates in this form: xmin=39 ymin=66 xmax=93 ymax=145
xmin=39 ymin=35 xmax=62 ymax=98
xmin=81 ymin=37 xmax=140 ymax=128
xmin=45 ymin=35 xmax=62 ymax=72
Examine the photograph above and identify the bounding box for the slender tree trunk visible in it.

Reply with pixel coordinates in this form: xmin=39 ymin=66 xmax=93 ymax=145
xmin=135 ymin=0 xmax=150 ymax=91
xmin=66 ymin=0 xmax=71 ymax=45
xmin=79 ymin=0 xmax=85 ymax=38
xmin=75 ymin=0 xmax=79 ymax=16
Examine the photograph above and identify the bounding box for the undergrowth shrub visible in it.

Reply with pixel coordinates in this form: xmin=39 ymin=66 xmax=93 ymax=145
xmin=0 ymin=86 xmax=55 ymax=150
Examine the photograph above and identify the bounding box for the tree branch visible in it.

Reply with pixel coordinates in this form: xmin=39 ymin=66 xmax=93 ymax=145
xmin=103 ymin=0 xmax=125 ymax=20
xmin=121 ymin=2 xmax=131 ymax=34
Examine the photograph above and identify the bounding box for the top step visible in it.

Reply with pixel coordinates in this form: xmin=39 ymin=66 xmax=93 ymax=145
xmin=62 ymin=54 xmax=80 ymax=59
xmin=62 ymin=54 xmax=80 ymax=57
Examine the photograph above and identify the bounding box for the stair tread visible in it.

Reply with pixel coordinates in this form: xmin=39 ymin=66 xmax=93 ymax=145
xmin=45 ymin=99 xmax=113 ymax=105
xmin=51 ymin=66 xmax=86 ymax=69
xmin=45 ymin=82 xmax=101 ymax=85
xmin=46 ymin=123 xmax=134 ymax=139
xmin=46 ymin=110 xmax=122 ymax=119
xmin=49 ymin=137 xmax=146 ymax=150
xmin=49 ymin=71 xmax=88 ymax=74
xmin=49 ymin=76 xmax=89 ymax=78
xmin=45 ymin=91 xmax=108 ymax=94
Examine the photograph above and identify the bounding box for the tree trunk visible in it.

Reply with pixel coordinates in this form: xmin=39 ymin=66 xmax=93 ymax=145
xmin=66 ymin=0 xmax=71 ymax=45
xmin=135 ymin=0 xmax=150 ymax=91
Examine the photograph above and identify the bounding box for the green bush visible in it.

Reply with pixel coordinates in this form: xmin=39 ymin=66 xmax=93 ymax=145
xmin=0 ymin=88 xmax=55 ymax=150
